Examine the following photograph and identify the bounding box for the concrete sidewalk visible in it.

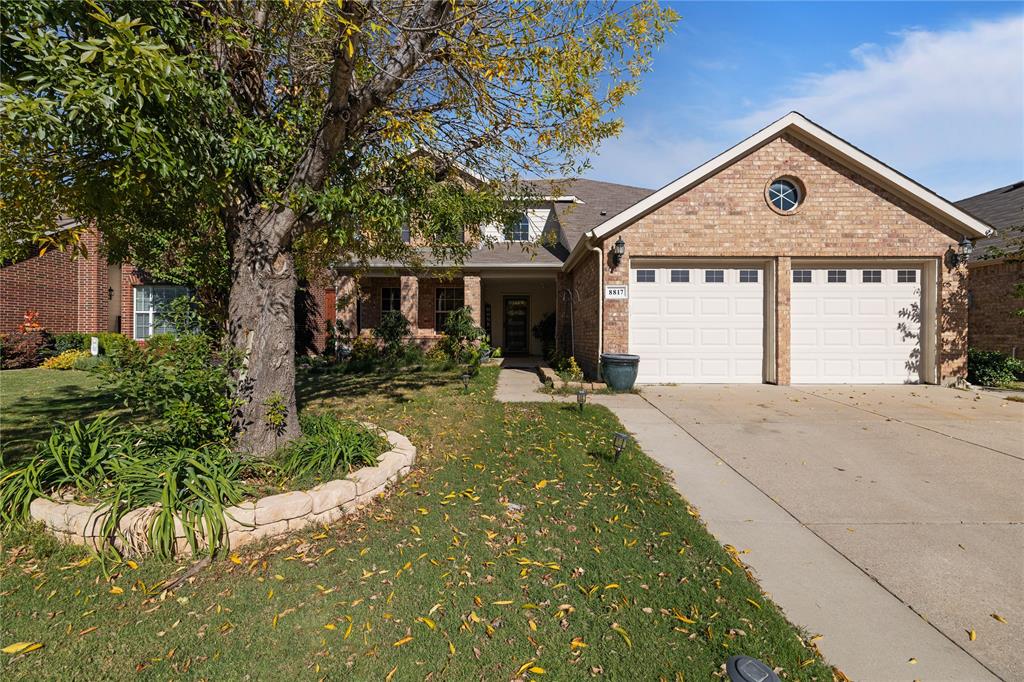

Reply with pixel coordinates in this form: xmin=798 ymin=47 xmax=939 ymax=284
xmin=494 ymin=368 xmax=1001 ymax=681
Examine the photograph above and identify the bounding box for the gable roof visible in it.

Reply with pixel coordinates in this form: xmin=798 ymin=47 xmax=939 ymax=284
xmin=955 ymin=181 xmax=1024 ymax=261
xmin=564 ymin=111 xmax=993 ymax=271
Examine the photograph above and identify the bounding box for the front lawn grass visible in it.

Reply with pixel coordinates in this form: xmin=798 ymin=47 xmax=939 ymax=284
xmin=1 ymin=366 xmax=832 ymax=680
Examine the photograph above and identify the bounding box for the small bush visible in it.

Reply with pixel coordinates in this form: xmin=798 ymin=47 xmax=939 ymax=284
xmin=0 ymin=330 xmax=53 ymax=369
xmin=54 ymin=332 xmax=89 ymax=354
xmin=41 ymin=349 xmax=91 ymax=370
xmin=72 ymin=355 xmax=111 ymax=372
xmin=274 ymin=412 xmax=387 ymax=480
xmin=346 ymin=335 xmax=382 ymax=372
xmin=968 ymin=348 xmax=1024 ymax=387
xmin=436 ymin=307 xmax=487 ymax=364
xmin=373 ymin=311 xmax=411 ymax=356
xmin=555 ymin=355 xmax=583 ymax=382
xmin=96 ymin=332 xmax=133 ymax=357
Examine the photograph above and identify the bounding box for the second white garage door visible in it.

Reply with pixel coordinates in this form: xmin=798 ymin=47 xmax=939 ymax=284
xmin=790 ymin=267 xmax=922 ymax=383
xmin=629 ymin=266 xmax=764 ymax=383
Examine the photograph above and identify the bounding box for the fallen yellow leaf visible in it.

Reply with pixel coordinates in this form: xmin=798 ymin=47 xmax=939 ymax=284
xmin=109 ymin=586 xmax=124 ymax=595
xmin=611 ymin=623 xmax=632 ymax=649
xmin=991 ymin=613 xmax=1008 ymax=624
xmin=2 ymin=642 xmax=43 ymax=655
xmin=324 ymin=623 xmax=336 ymax=630
xmin=393 ymin=636 xmax=413 ymax=647
xmin=967 ymin=629 xmax=976 ymax=641
xmin=229 ymin=554 xmax=242 ymax=565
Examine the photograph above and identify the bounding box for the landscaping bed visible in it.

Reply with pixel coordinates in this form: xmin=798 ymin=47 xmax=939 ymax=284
xmin=1 ymin=366 xmax=835 ymax=680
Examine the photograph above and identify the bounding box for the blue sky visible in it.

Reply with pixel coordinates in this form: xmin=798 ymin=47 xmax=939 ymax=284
xmin=586 ymin=2 xmax=1024 ymax=200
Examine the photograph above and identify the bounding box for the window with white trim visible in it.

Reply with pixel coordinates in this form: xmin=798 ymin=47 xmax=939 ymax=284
xmin=133 ymin=285 xmax=190 ymax=340
xmin=897 ymin=270 xmax=917 ymax=283
xmin=793 ymin=270 xmax=812 ymax=283
xmin=506 ymin=214 xmax=531 ymax=241
xmin=862 ymin=270 xmax=882 ymax=283
xmin=636 ymin=269 xmax=655 ymax=283
xmin=739 ymin=269 xmax=759 ymax=283
xmin=670 ymin=269 xmax=689 ymax=283
xmin=705 ymin=270 xmax=724 ymax=283
xmin=827 ymin=270 xmax=847 ymax=283
xmin=381 ymin=287 xmax=401 ymax=314
xmin=435 ymin=287 xmax=464 ymax=331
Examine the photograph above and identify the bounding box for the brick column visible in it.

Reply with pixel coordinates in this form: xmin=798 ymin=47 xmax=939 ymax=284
xmin=463 ymin=273 xmax=481 ymax=326
xmin=336 ymin=274 xmax=358 ymax=339
xmin=775 ymin=256 xmax=791 ymax=385
xmin=555 ymin=271 xmax=571 ymax=355
xmin=400 ymin=275 xmax=419 ymax=332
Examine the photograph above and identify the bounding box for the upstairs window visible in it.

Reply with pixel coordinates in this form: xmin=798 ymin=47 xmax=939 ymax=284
xmin=767 ymin=178 xmax=802 ymax=212
xmin=401 ymin=224 xmax=411 ymax=244
xmin=133 ymin=285 xmax=190 ymax=340
xmin=435 ymin=287 xmax=464 ymax=331
xmin=506 ymin=214 xmax=531 ymax=241
xmin=381 ymin=287 xmax=401 ymax=313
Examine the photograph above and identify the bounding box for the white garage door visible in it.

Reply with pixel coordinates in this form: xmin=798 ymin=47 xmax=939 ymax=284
xmin=790 ymin=267 xmax=921 ymax=383
xmin=629 ymin=266 xmax=764 ymax=383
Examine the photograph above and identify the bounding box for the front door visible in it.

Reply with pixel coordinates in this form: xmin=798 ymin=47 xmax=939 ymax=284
xmin=503 ymin=296 xmax=530 ymax=355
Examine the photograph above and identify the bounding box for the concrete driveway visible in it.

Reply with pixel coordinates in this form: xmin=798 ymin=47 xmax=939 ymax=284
xmin=642 ymin=384 xmax=1024 ymax=680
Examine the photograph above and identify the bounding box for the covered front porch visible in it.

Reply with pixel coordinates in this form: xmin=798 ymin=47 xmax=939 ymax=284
xmin=335 ymin=269 xmax=558 ymax=356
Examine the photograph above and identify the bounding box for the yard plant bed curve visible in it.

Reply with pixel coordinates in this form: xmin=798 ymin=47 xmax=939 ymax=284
xmin=27 ymin=426 xmax=417 ymax=557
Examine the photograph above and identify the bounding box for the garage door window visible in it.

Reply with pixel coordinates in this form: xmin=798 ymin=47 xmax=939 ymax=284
xmin=862 ymin=270 xmax=882 ymax=283
xmin=827 ymin=270 xmax=847 ymax=283
xmin=704 ymin=270 xmax=724 ymax=283
xmin=670 ymin=269 xmax=689 ymax=283
xmin=739 ymin=270 xmax=759 ymax=283
xmin=793 ymin=270 xmax=812 ymax=283
xmin=897 ymin=270 xmax=916 ymax=283
xmin=636 ymin=269 xmax=655 ymax=283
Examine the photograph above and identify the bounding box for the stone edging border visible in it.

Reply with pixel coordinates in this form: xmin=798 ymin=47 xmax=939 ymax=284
xmin=28 ymin=425 xmax=417 ymax=557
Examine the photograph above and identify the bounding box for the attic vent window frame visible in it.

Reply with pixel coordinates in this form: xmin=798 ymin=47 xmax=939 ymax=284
xmin=765 ymin=175 xmax=805 ymax=215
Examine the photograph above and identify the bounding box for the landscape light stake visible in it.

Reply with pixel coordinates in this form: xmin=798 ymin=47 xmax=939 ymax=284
xmin=576 ymin=387 xmax=587 ymax=413
xmin=462 ymin=373 xmax=471 ymax=393
xmin=612 ymin=432 xmax=630 ymax=462
xmin=726 ymin=655 xmax=781 ymax=682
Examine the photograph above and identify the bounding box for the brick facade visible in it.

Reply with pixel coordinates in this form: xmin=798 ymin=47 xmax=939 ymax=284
xmin=570 ymin=134 xmax=968 ymax=384
xmin=968 ymin=260 xmax=1024 ymax=356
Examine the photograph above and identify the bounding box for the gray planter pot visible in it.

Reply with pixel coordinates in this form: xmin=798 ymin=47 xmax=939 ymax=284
xmin=600 ymin=353 xmax=640 ymax=392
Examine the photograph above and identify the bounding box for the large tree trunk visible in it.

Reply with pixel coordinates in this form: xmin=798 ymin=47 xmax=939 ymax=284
xmin=227 ymin=209 xmax=301 ymax=457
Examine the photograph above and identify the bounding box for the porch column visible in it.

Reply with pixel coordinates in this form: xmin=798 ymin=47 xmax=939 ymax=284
xmin=336 ymin=274 xmax=358 ymax=339
xmin=775 ymin=256 xmax=791 ymax=385
xmin=464 ymin=273 xmax=481 ymax=326
xmin=400 ymin=275 xmax=419 ymax=332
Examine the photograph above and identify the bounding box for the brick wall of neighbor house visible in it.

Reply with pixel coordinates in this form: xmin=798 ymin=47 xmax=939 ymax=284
xmin=0 ymin=233 xmax=114 ymax=335
xmin=969 ymin=261 xmax=1024 ymax=356
xmin=577 ymin=133 xmax=968 ymax=383
xmin=119 ymin=264 xmax=147 ymax=340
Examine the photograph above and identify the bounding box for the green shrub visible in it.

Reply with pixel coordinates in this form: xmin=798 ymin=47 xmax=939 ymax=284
xmin=968 ymin=348 xmax=1024 ymax=387
xmin=106 ymin=330 xmax=242 ymax=448
xmin=373 ymin=311 xmax=411 ymax=356
xmin=436 ymin=307 xmax=487 ymax=365
xmin=96 ymin=332 xmax=133 ymax=357
xmin=54 ymin=332 xmax=88 ymax=354
xmin=274 ymin=412 xmax=386 ymax=480
xmin=72 ymin=355 xmax=111 ymax=372
xmin=41 ymin=349 xmax=91 ymax=370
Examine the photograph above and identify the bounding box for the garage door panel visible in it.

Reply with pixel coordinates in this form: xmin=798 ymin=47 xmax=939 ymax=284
xmin=629 ymin=266 xmax=764 ymax=383
xmin=791 ymin=267 xmax=922 ymax=384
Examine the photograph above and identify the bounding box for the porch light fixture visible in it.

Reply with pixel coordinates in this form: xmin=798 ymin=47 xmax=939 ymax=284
xmin=461 ymin=373 xmax=471 ymax=393
xmin=612 ymin=432 xmax=630 ymax=462
xmin=956 ymin=235 xmax=973 ymax=266
xmin=611 ymin=237 xmax=626 ymax=267
xmin=726 ymin=655 xmax=781 ymax=682
xmin=576 ymin=387 xmax=587 ymax=413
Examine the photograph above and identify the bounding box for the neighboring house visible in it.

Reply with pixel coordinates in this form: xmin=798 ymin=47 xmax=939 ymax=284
xmin=330 ymin=112 xmax=991 ymax=385
xmin=955 ymin=181 xmax=1024 ymax=357
xmin=1 ymin=224 xmax=188 ymax=341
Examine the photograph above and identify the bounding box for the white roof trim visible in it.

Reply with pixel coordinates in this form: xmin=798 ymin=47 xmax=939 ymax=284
xmin=565 ymin=112 xmax=992 ymax=270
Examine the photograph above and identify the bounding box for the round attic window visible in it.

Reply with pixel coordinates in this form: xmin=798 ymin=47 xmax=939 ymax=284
xmin=767 ymin=178 xmax=802 ymax=213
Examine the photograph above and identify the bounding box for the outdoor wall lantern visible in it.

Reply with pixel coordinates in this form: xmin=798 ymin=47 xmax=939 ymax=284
xmin=611 ymin=236 xmax=626 ymax=267
xmin=576 ymin=388 xmax=587 ymax=413
xmin=612 ymin=432 xmax=630 ymax=462
xmin=461 ymin=373 xmax=471 ymax=393
xmin=726 ymin=655 xmax=781 ymax=682
xmin=956 ymin=235 xmax=974 ymax=266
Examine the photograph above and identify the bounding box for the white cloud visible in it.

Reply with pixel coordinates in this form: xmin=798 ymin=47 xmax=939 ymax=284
xmin=589 ymin=14 xmax=1024 ymax=199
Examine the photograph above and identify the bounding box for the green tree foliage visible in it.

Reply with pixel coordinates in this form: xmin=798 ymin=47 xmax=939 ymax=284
xmin=1 ymin=0 xmax=677 ymax=454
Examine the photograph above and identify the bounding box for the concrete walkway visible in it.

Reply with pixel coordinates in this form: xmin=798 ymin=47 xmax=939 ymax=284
xmin=494 ymin=368 xmax=1004 ymax=681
